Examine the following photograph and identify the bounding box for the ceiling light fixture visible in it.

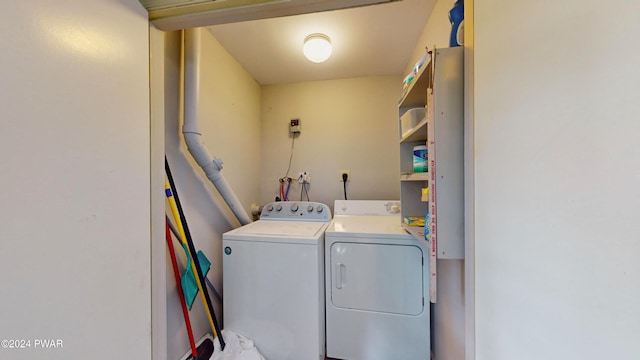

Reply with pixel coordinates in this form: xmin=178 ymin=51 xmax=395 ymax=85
xmin=303 ymin=33 xmax=332 ymax=63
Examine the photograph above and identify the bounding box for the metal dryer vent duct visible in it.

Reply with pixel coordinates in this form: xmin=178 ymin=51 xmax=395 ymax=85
xmin=182 ymin=28 xmax=252 ymax=226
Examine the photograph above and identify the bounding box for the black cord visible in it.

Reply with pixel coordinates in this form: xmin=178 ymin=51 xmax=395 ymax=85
xmin=343 ymin=181 xmax=348 ymax=200
xmin=342 ymin=173 xmax=348 ymax=200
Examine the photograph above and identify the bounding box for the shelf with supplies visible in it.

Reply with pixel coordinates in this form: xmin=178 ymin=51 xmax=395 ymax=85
xmin=397 ymin=46 xmax=464 ymax=303
xmin=397 ymin=46 xmax=464 ymax=261
xmin=399 ymin=54 xmax=432 ymax=108
xmin=398 ymin=50 xmax=431 ymax=248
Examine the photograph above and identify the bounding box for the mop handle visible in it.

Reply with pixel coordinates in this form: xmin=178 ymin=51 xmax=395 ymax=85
xmin=166 ymin=219 xmax=198 ymax=357
xmin=165 ymin=158 xmax=225 ymax=350
xmin=165 ymin=179 xmax=219 ymax=340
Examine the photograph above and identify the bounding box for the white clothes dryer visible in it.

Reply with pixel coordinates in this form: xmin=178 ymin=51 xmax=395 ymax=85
xmin=222 ymin=201 xmax=331 ymax=360
xmin=325 ymin=200 xmax=430 ymax=360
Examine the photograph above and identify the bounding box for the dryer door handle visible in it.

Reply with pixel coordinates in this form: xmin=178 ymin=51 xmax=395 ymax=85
xmin=335 ymin=262 xmax=346 ymax=289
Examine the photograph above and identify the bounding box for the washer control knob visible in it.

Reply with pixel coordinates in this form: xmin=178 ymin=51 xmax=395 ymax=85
xmin=290 ymin=203 xmax=299 ymax=212
xmin=307 ymin=205 xmax=314 ymax=212
xmin=390 ymin=204 xmax=400 ymax=213
xmin=275 ymin=204 xmax=283 ymax=211
xmin=316 ymin=206 xmax=324 ymax=213
xmin=266 ymin=204 xmax=274 ymax=212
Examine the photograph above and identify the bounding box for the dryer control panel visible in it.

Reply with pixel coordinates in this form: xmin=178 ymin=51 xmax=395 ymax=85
xmin=260 ymin=201 xmax=331 ymax=222
xmin=334 ymin=200 xmax=401 ymax=216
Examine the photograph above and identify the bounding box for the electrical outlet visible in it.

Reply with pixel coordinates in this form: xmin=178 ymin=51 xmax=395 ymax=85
xmin=339 ymin=170 xmax=351 ymax=182
xmin=298 ymin=171 xmax=310 ymax=184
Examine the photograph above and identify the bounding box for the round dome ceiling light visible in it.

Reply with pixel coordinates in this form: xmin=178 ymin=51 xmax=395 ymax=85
xmin=303 ymin=33 xmax=332 ymax=63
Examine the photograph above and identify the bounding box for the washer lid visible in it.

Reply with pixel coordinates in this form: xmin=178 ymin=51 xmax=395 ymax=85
xmin=224 ymin=220 xmax=327 ymax=238
xmin=326 ymin=216 xmax=413 ymax=239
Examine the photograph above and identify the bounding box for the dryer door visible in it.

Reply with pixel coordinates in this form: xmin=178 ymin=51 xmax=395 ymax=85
xmin=329 ymin=241 xmax=424 ymax=315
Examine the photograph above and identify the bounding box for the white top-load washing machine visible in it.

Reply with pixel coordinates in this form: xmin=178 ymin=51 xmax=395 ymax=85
xmin=222 ymin=201 xmax=331 ymax=360
xmin=325 ymin=200 xmax=430 ymax=360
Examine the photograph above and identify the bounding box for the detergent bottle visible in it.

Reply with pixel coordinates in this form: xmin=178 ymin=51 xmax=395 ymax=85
xmin=449 ymin=0 xmax=464 ymax=47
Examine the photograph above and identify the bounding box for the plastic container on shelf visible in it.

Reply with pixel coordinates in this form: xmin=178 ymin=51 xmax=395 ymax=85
xmin=413 ymin=51 xmax=430 ymax=75
xmin=413 ymin=145 xmax=428 ymax=173
xmin=400 ymin=72 xmax=416 ymax=100
xmin=400 ymin=107 xmax=426 ymax=136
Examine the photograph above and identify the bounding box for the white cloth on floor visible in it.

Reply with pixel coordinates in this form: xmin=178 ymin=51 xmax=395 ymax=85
xmin=212 ymin=329 xmax=266 ymax=360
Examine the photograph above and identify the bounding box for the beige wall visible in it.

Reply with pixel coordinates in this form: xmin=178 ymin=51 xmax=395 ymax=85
xmin=164 ymin=28 xmax=262 ymax=359
xmin=474 ymin=0 xmax=640 ymax=359
xmin=405 ymin=0 xmax=456 ymax=76
xmin=259 ymin=76 xmax=402 ymax=210
xmin=1 ymin=1 xmax=152 ymax=359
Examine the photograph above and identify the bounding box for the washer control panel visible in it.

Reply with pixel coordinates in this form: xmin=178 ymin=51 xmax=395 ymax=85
xmin=260 ymin=201 xmax=331 ymax=222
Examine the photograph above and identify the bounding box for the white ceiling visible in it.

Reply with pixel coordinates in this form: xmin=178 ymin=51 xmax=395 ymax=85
xmin=207 ymin=0 xmax=436 ymax=85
